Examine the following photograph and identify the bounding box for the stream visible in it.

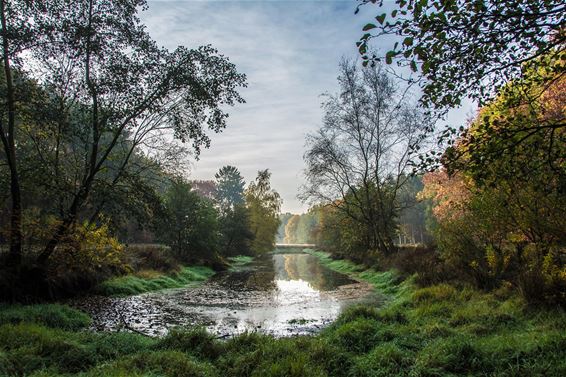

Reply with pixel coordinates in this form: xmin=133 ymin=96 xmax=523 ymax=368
xmin=71 ymin=252 xmax=381 ymax=337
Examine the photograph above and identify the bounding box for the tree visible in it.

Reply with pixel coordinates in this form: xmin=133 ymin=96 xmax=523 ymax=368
xmin=160 ymin=179 xmax=220 ymax=261
xmin=357 ymin=0 xmax=565 ymax=111
xmin=245 ymin=170 xmax=282 ymax=254
xmin=301 ymin=58 xmax=431 ymax=255
xmin=214 ymin=165 xmax=246 ymax=213
xmin=396 ymin=175 xmax=432 ymax=245
xmin=210 ymin=165 xmax=253 ymax=256
xmin=444 ymin=54 xmax=566 ymax=184
xmin=191 ymin=180 xmax=217 ymax=201
xmin=218 ymin=204 xmax=254 ymax=257
xmin=420 ymin=67 xmax=566 ymax=302
xmin=276 ymin=212 xmax=293 ymax=243
xmin=283 ymin=213 xmax=319 ymax=244
xmin=284 ymin=215 xmax=301 ymax=244
xmin=0 ymin=0 xmax=38 ymax=266
xmin=0 ymin=0 xmax=246 ymax=272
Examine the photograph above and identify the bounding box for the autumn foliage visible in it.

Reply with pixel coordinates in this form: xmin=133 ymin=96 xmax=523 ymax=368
xmin=420 ymin=55 xmax=566 ymax=304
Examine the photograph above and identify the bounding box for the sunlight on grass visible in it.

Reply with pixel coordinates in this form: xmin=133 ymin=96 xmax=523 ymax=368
xmin=95 ymin=266 xmax=215 ymax=297
xmin=0 ymin=253 xmax=564 ymax=376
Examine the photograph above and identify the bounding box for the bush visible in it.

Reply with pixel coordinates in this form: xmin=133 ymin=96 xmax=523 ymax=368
xmin=0 ymin=221 xmax=128 ymax=300
xmin=379 ymin=246 xmax=457 ymax=286
xmin=123 ymin=244 xmax=179 ymax=273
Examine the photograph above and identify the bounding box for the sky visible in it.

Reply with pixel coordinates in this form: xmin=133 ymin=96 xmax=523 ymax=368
xmin=142 ymin=0 xmax=472 ymax=214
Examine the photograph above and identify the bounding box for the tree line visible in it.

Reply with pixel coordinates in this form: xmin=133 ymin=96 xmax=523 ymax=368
xmin=295 ymin=0 xmax=564 ymax=304
xmin=0 ymin=0 xmax=283 ymax=300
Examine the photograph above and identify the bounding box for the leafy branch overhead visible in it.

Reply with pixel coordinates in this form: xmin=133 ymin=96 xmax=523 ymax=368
xmin=356 ymin=0 xmax=565 ymax=111
xmin=0 ymin=0 xmax=247 ymax=269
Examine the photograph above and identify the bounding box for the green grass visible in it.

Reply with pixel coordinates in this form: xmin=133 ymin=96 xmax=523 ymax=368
xmin=304 ymin=249 xmax=411 ymax=298
xmin=0 ymin=252 xmax=564 ymax=376
xmin=227 ymin=255 xmax=254 ymax=271
xmin=0 ymin=304 xmax=90 ymax=331
xmin=95 ymin=266 xmax=215 ymax=296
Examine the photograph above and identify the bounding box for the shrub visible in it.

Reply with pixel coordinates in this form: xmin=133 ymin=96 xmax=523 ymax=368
xmin=123 ymin=244 xmax=179 ymax=273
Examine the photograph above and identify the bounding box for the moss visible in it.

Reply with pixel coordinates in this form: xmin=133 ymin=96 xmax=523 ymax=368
xmin=95 ymin=265 xmax=215 ymax=296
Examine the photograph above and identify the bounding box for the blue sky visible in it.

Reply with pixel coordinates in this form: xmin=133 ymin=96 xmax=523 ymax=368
xmin=142 ymin=0 xmax=472 ymax=213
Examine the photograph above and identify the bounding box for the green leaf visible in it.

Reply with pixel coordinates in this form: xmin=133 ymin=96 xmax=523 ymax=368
xmin=375 ymin=13 xmax=386 ymax=25
xmin=385 ymin=51 xmax=395 ymax=65
xmin=403 ymin=37 xmax=413 ymax=46
xmin=410 ymin=60 xmax=418 ymax=72
xmin=362 ymin=23 xmax=377 ymax=31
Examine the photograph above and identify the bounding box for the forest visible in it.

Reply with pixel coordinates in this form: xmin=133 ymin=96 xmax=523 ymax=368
xmin=0 ymin=0 xmax=565 ymax=376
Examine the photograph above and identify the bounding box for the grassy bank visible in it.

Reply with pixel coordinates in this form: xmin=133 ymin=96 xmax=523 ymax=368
xmin=95 ymin=254 xmax=256 ymax=296
xmin=0 ymin=252 xmax=565 ymax=376
xmin=304 ymin=249 xmax=411 ymax=297
xmin=227 ymin=255 xmax=255 ymax=271
xmin=95 ymin=266 xmax=215 ymax=296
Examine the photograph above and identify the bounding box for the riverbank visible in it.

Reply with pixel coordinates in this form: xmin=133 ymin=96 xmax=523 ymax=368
xmin=95 ymin=266 xmax=216 ymax=296
xmin=94 ymin=255 xmax=257 ymax=297
xmin=304 ymin=249 xmax=411 ymax=297
xmin=1 ymin=251 xmax=565 ymax=376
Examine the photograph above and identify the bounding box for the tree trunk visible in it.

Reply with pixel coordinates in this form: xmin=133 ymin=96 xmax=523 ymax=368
xmin=0 ymin=0 xmax=23 ymax=267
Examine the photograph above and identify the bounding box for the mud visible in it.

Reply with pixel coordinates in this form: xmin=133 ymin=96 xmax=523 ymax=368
xmin=71 ymin=253 xmax=381 ymax=337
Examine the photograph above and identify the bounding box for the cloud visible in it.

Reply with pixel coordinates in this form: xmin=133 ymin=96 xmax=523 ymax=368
xmin=142 ymin=1 xmax=471 ymax=213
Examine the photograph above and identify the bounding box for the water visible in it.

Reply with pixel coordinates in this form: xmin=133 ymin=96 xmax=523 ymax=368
xmin=72 ymin=253 xmax=380 ymax=337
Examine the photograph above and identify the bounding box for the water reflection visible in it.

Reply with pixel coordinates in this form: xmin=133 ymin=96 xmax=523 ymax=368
xmin=72 ymin=253 xmax=379 ymax=337
xmin=274 ymin=254 xmax=355 ymax=291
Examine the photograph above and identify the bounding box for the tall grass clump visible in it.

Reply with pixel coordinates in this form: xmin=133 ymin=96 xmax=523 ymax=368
xmin=0 ymin=304 xmax=90 ymax=330
xmin=84 ymin=350 xmax=219 ymax=377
